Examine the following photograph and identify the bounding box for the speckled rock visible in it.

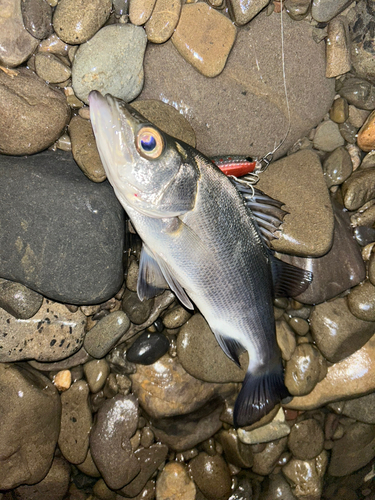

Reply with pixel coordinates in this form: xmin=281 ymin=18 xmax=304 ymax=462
xmin=330 ymin=97 xmax=349 ymax=124
xmin=53 ymin=0 xmax=111 ymax=44
xmin=0 ymin=299 xmax=86 ymax=362
xmin=140 ymin=11 xmax=335 ymax=159
xmin=189 ymin=453 xmax=231 ymax=500
xmin=72 ymin=24 xmax=147 ymax=104
xmin=0 ymin=68 xmax=70 ymax=155
xmin=228 ymin=0 xmax=268 ymax=25
xmin=310 ymin=297 xmax=375 ymax=363
xmin=257 ymin=150 xmax=334 ymax=257
xmin=122 ymin=289 xmax=154 ymax=325
xmin=69 ymin=115 xmax=106 ymax=182
xmin=347 ymin=280 xmax=375 ymax=321
xmin=145 ymin=0 xmax=181 ymax=43
xmin=177 ymin=313 xmax=248 ymax=383
xmin=285 ymin=343 xmax=326 ymax=397
xmin=127 ymin=331 xmax=170 ymax=365
xmin=156 ymin=462 xmax=196 ymax=500
xmin=325 ymin=17 xmax=351 ymax=78
xmin=282 ymin=450 xmax=329 ymax=499
xmin=0 ymin=150 xmax=124 ymax=304
xmin=313 ymin=120 xmax=345 ymax=152
xmin=350 ymin=0 xmax=375 ymax=84
xmin=288 ymin=419 xmax=324 ymax=460
xmin=35 ymin=52 xmax=71 ymax=83
xmin=337 ymin=76 xmax=375 ymax=111
xmin=252 ymin=436 xmax=288 ymax=476
xmin=83 ymin=359 xmax=110 ymax=393
xmin=132 ymin=100 xmax=196 ymax=147
xmin=129 ymin=0 xmax=157 ymax=25
xmin=90 ymin=394 xmax=140 ymax=489
xmin=58 ymin=381 xmax=92 ymax=464
xmin=238 ymin=408 xmax=290 ymax=444
xmin=0 ymin=279 xmax=43 ymax=319
xmin=84 ymin=311 xmax=130 ymax=359
xmin=0 ymin=363 xmax=61 ymax=490
xmin=311 ymin=0 xmax=352 ymax=22
xmin=323 ymin=147 xmax=353 ymax=187
xmin=21 ymin=0 xmax=53 ymax=39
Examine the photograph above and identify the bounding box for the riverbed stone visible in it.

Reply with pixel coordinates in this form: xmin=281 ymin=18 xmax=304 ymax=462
xmin=35 ymin=52 xmax=72 ymax=83
xmin=332 ymin=393 xmax=375 ymax=424
xmin=326 ymin=17 xmax=351 ymax=78
xmin=259 ymin=473 xmax=297 ymax=500
xmin=357 ymin=110 xmax=375 ymax=152
xmin=21 ymin=0 xmax=53 ymax=40
xmin=323 ymin=147 xmax=353 ymax=187
xmin=0 ymin=279 xmax=43 ymax=319
xmin=162 ymin=305 xmax=192 ymax=329
xmin=189 ymin=453 xmax=231 ymax=500
xmin=228 ymin=0 xmax=268 ymax=25
xmin=252 ymin=436 xmax=288 ymax=476
xmin=83 ymin=359 xmax=110 ymax=393
xmin=140 ymin=11 xmax=335 ymax=159
xmin=313 ymin=120 xmax=345 ymax=152
xmin=285 ymin=343 xmax=326 ymax=397
xmin=347 ymin=280 xmax=375 ymax=321
xmin=288 ymin=419 xmax=325 ymax=460
xmin=350 ymin=0 xmax=375 ymax=84
xmin=217 ymin=429 xmax=254 ymax=469
xmin=311 ymin=0 xmax=352 ymax=22
xmin=337 ymin=76 xmax=375 ymax=111
xmin=127 ymin=331 xmax=170 ymax=365
xmin=0 ymin=150 xmax=124 ymax=304
xmin=156 ymin=462 xmax=196 ymax=500
xmin=144 ymin=0 xmax=181 ymax=43
xmin=282 ymin=450 xmax=329 ymax=499
xmin=84 ymin=311 xmax=130 ymax=359
xmin=0 ymin=363 xmax=61 ymax=490
xmin=129 ymin=0 xmax=156 ymax=25
xmin=330 ymin=98 xmax=349 ymax=124
xmin=238 ymin=407 xmax=290 ymax=444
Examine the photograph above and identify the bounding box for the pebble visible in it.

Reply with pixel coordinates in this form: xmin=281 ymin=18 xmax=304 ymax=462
xmin=21 ymin=0 xmax=53 ymax=40
xmin=330 ymin=97 xmax=349 ymax=124
xmin=72 ymin=24 xmax=147 ymax=104
xmin=58 ymin=380 xmax=92 ymax=464
xmin=276 ymin=319 xmax=297 ymax=361
xmin=0 ymin=279 xmax=43 ymax=319
xmin=141 ymin=11 xmax=335 ymax=158
xmin=285 ymin=0 xmax=310 ymax=21
xmin=288 ymin=419 xmax=325 ymax=460
xmin=84 ymin=311 xmax=130 ymax=359
xmin=326 ymin=17 xmax=351 ymax=78
xmin=345 ymin=168 xmax=375 ymax=211
xmin=171 ymin=2 xmax=236 ymax=78
xmin=122 ymin=289 xmax=154 ymax=325
xmin=329 ymin=422 xmax=375 ymax=477
xmin=338 ymin=76 xmax=375 ymax=110
xmin=313 ymin=119 xmax=345 ymax=152
xmin=357 ymin=110 xmax=375 ymax=151
xmin=347 ymin=280 xmax=375 ymax=321
xmin=35 ymin=52 xmax=71 ymax=83
xmin=334 ymin=393 xmax=375 ymax=425
xmin=141 ymin=427 xmax=155 ymax=448
xmin=0 ymin=363 xmax=61 ymax=490
xmin=238 ymin=407 xmax=290 ymax=444
xmin=189 ymin=452 xmax=232 ymax=500
xmin=162 ymin=305 xmax=192 ymax=329
xmin=0 ymin=67 xmax=70 ymax=155
xmin=83 ymin=359 xmax=110 ymax=393
xmin=127 ymin=331 xmax=170 ymax=365
xmin=285 ymin=343 xmax=326 ymax=396
xmin=68 ymin=115 xmax=106 ymax=182
xmin=0 ymin=150 xmax=124 ymax=304
xmin=228 ymin=0 xmax=268 ymax=25
xmin=38 ymin=33 xmax=72 ymax=56
xmin=289 ymin=317 xmax=309 ymax=336
xmin=252 ymin=437 xmax=288 ymax=476
xmin=350 ymin=0 xmax=375 ymax=83
xmin=259 ymin=473 xmax=297 ymax=500
xmin=349 ymin=104 xmax=370 ymax=128
xmin=145 ymin=0 xmax=181 ymax=43
xmin=217 ymin=429 xmax=254 ymax=468
xmin=339 ymin=120 xmax=358 ymax=144
xmin=129 ymin=0 xmax=157 ymax=25
xmin=156 ymin=462 xmax=196 ymax=500
xmin=28 ymin=346 xmax=91 ymax=372
xmin=176 ymin=313 xmax=248 ymax=383
xmin=352 ymin=202 xmax=375 ymax=228
xmin=90 ymin=394 xmax=140 ymax=489
xmin=323 ymin=146 xmax=353 ymax=187
xmin=54 ymin=369 xmax=72 ymax=391
xmin=257 ymin=150 xmax=334 ymax=257
xmin=282 ymin=450 xmax=329 ymax=499
xmin=76 ymin=449 xmax=100 ymax=477
xmin=132 ymin=100 xmax=196 ymax=147
xmin=53 ymin=0 xmax=111 ymax=44
xmin=311 ymin=0 xmax=352 ymax=22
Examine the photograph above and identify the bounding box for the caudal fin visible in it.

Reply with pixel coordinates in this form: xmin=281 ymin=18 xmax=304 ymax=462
xmin=233 ymin=363 xmax=290 ymax=428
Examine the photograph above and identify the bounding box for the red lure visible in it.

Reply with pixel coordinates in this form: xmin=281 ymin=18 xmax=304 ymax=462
xmin=211 ymin=155 xmax=258 ymax=177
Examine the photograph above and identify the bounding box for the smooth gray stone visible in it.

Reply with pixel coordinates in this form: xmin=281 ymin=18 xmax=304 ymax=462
xmin=0 ymin=150 xmax=124 ymax=304
xmin=311 ymin=0 xmax=352 ymax=22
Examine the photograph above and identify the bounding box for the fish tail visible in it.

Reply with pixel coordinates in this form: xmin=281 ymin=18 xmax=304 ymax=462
xmin=233 ymin=361 xmax=290 ymax=428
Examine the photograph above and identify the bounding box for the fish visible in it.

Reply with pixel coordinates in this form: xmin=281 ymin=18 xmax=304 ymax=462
xmin=88 ymin=91 xmax=312 ymax=428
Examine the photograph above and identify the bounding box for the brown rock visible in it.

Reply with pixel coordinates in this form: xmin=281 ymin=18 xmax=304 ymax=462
xmin=0 ymin=278 xmax=43 ymax=319
xmin=35 ymin=53 xmax=72 ymax=84
xmin=342 ymin=167 xmax=375 ymax=211
xmin=129 ymin=0 xmax=157 ymax=25
xmin=323 ymin=147 xmax=352 ymax=187
xmin=285 ymin=0 xmax=310 ymax=20
xmin=332 ymin=392 xmax=375 ymax=424
xmin=76 ymin=448 xmax=100 ymax=477
xmin=252 ymin=436 xmax=288 ymax=476
xmin=276 ymin=319 xmax=296 ymax=361
xmin=162 ymin=305 xmax=192 ymax=329
xmin=357 ymin=110 xmax=375 ymax=152
xmin=21 ymin=0 xmax=53 ymax=40
xmin=189 ymin=453 xmax=231 ymax=500
xmin=83 ymin=359 xmax=110 ymax=393
xmin=156 ymin=462 xmax=196 ymax=500
xmin=282 ymin=451 xmax=329 ymax=499
xmin=347 ymin=280 xmax=375 ymax=321
xmin=145 ymin=0 xmax=181 ymax=43
xmin=325 ymin=17 xmax=351 ymax=78
xmin=228 ymin=0 xmax=268 ymax=25
xmin=54 ymin=369 xmax=72 ymax=391
xmin=83 ymin=310 xmax=130 ymax=359
xmin=217 ymin=429 xmax=254 ymax=469
xmin=284 ymin=343 xmax=325 ymax=397
xmin=348 ymin=104 xmax=370 ymax=128
xmin=330 ymin=97 xmax=349 ymax=124
xmin=288 ymin=419 xmax=324 ymax=460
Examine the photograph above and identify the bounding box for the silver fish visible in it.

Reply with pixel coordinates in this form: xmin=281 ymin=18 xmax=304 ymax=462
xmin=89 ymin=91 xmax=312 ymax=427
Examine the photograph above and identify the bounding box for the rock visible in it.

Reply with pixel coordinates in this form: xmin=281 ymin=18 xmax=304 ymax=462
xmin=310 ymin=297 xmax=375 ymax=363
xmin=129 ymin=0 xmax=157 ymax=25
xmin=285 ymin=343 xmax=326 ymax=397
xmin=217 ymin=429 xmax=254 ymax=469
xmin=122 ymin=289 xmax=154 ymax=325
xmin=156 ymin=462 xmax=196 ymax=500
xmin=54 ymin=370 xmax=72 ymax=391
xmin=282 ymin=450 xmax=329 ymax=499
xmin=357 ymin=110 xmax=375 ymax=152
xmin=58 ymin=381 xmax=92 ymax=464
xmin=0 ymin=0 xmax=39 ymax=67
xmin=252 ymin=436 xmax=288 ymax=476
xmin=126 ymin=258 xmax=139 ymax=292
xmin=339 ymin=120 xmax=358 ymax=143
xmin=130 ymin=353 xmax=234 ymax=419
xmin=328 ymin=422 xmax=375 ymax=476
xmin=257 ymin=150 xmax=334 ymax=257
xmin=76 ymin=449 xmax=100 ymax=478
xmin=68 ymin=115 xmax=106 ymax=182
xmin=189 ymin=453 xmax=231 ymax=500
xmin=72 ymin=24 xmax=147 ymax=104
xmin=325 ymin=17 xmax=351 ymax=78
xmin=0 ymin=298 xmax=86 ymax=362
xmin=162 ymin=305 xmax=192 ymax=329
xmin=228 ymin=0 xmax=268 ymax=25
xmin=132 ymin=100 xmax=196 ymax=147
xmin=0 ymin=150 xmax=124 ymax=304
xmin=28 ymin=347 xmax=91 ymax=372
xmin=127 ymin=331 xmax=170 ymax=365
xmin=288 ymin=419 xmax=324 ymax=460
xmin=313 ymin=120 xmax=345 ymax=152
xmin=285 ymin=0 xmax=310 ymax=21
xmin=83 ymin=359 xmax=110 ymax=393
xmin=84 ymin=311 xmax=130 ymax=359
xmin=333 ymin=393 xmax=375 ymax=424
xmin=140 ymin=11 xmax=335 ymax=159
xmin=323 ymin=147 xmax=353 ymax=187
xmin=348 ymin=104 xmax=370 ymax=128
xmin=145 ymin=0 xmax=181 ymax=43
xmin=90 ymin=394 xmax=140 ymax=490
xmin=259 ymin=473 xmax=297 ymax=500
xmin=237 ymin=407 xmax=290 ymax=444
xmin=176 ymin=313 xmax=248 ymax=383
xmin=311 ymin=0 xmax=352 ymax=22
xmin=276 ymin=319 xmax=296 ymax=361
xmin=0 ymin=67 xmax=70 ymax=155
xmin=12 ymin=457 xmax=71 ymax=500
xmin=354 ymin=225 xmax=375 ymax=246
xmin=347 ymin=280 xmax=375 ymax=321
xmin=118 ymin=444 xmax=168 ymax=497
xmin=337 ymin=76 xmax=375 ymax=111
xmin=171 ymin=2 xmax=236 ymax=78
xmin=53 ymin=0 xmax=111 ymax=44
xmin=140 ymin=427 xmax=155 ymax=448
xmin=35 ymin=53 xmax=72 ymax=83
xmin=350 ymin=0 xmax=375 ymax=84
xmin=286 ymin=334 xmax=375 ymax=410
xmin=106 ymin=344 xmax=137 ymax=375
xmin=330 ymin=97 xmax=349 ymax=124
xmin=288 ymin=317 xmax=309 ymax=337
xmin=0 ymin=363 xmax=61 ymax=490
xmin=0 ymin=279 xmax=43 ymax=319
xmin=21 ymin=0 xmax=53 ymax=39
xmin=277 ymin=201 xmax=365 ymax=305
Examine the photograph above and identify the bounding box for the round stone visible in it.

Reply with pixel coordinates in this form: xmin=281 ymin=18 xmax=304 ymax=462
xmin=323 ymin=146 xmax=353 ymax=187
xmin=35 ymin=52 xmax=72 ymax=83
xmin=126 ymin=331 xmax=170 ymax=365
xmin=188 ymin=453 xmax=231 ymax=500
xmin=84 ymin=311 xmax=130 ymax=359
xmin=288 ymin=419 xmax=325 ymax=460
xmin=83 ymin=359 xmax=110 ymax=393
xmin=347 ymin=280 xmax=375 ymax=322
xmin=21 ymin=0 xmax=53 ymax=39
xmin=156 ymin=462 xmax=196 ymax=500
xmin=313 ymin=120 xmax=345 ymax=152
xmin=284 ymin=343 xmax=325 ymax=396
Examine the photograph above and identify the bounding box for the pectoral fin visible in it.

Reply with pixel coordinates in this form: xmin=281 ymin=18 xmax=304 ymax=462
xmin=212 ymin=330 xmax=245 ymax=368
xmin=270 ymin=253 xmax=313 ymax=298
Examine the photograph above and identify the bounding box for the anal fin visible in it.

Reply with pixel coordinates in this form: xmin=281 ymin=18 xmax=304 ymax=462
xmin=270 ymin=253 xmax=313 ymax=298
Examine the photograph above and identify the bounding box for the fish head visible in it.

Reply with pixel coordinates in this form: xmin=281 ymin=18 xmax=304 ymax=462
xmin=89 ymin=91 xmax=197 ymax=217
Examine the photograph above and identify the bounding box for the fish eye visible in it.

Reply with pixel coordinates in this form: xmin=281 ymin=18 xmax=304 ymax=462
xmin=136 ymin=127 xmax=164 ymax=159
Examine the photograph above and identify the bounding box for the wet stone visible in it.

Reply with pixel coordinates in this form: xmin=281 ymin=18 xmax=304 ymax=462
xmin=162 ymin=305 xmax=192 ymax=329
xmin=126 ymin=331 xmax=170 ymax=365
xmin=326 ymin=17 xmax=351 ymax=78
xmin=145 ymin=0 xmax=181 ymax=44
xmin=21 ymin=0 xmax=53 ymax=39
xmin=0 ymin=363 xmax=61 ymax=490
xmin=189 ymin=453 xmax=231 ymax=500
xmin=276 ymin=319 xmax=296 ymax=362
xmin=288 ymin=419 xmax=324 ymax=460
xmin=310 ymin=297 xmax=375 ymax=363
xmin=347 ymin=280 xmax=375 ymax=322
xmin=84 ymin=311 xmax=130 ymax=359
xmin=129 ymin=0 xmax=157 ymax=25
xmin=311 ymin=0 xmax=352 ymax=22
xmin=285 ymin=0 xmax=310 ymax=21
xmin=228 ymin=0 xmax=268 ymax=25
xmin=156 ymin=462 xmax=196 ymax=500
xmin=339 ymin=120 xmax=358 ymax=144
xmin=90 ymin=394 xmax=140 ymax=489
xmin=35 ymin=52 xmax=71 ymax=83
xmin=288 ymin=317 xmax=309 ymax=336
xmin=72 ymin=24 xmax=147 ymax=104
xmin=330 ymin=97 xmax=349 ymax=124
xmin=0 ymin=279 xmax=42 ymax=319
xmin=350 ymin=0 xmax=375 ymax=84
xmin=338 ymin=76 xmax=375 ymax=111
xmin=126 ymin=258 xmax=139 ymax=292
xmin=285 ymin=343 xmax=326 ymax=397
xmin=54 ymin=369 xmax=72 ymax=392
xmin=83 ymin=359 xmax=110 ymax=393
xmin=53 ymin=0 xmax=111 ymax=44
xmin=140 ymin=427 xmax=154 ymax=448
xmin=122 ymin=289 xmax=154 ymax=325
xmin=58 ymin=380 xmax=92 ymax=464
xmin=76 ymin=449 xmax=100 ymax=478
xmin=217 ymin=429 xmax=254 ymax=469
xmin=334 ymin=393 xmax=375 ymax=424
xmin=238 ymin=408 xmax=290 ymax=444
xmin=252 ymin=436 xmax=288 ymax=476
xmin=349 ymin=104 xmax=370 ymax=128
xmin=357 ymin=110 xmax=375 ymax=152
xmin=259 ymin=473 xmax=297 ymax=500
xmin=323 ymin=146 xmax=353 ymax=187
xmin=282 ymin=451 xmax=329 ymax=499
xmin=313 ymin=120 xmax=345 ymax=152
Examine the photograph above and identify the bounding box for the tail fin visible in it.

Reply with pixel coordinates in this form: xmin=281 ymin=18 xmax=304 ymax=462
xmin=233 ymin=363 xmax=290 ymax=428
